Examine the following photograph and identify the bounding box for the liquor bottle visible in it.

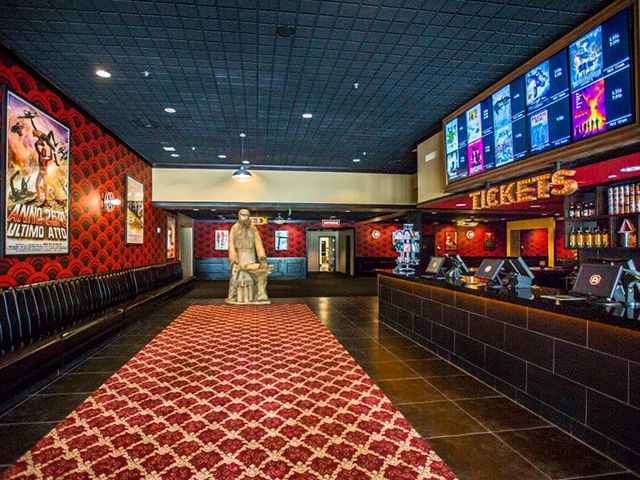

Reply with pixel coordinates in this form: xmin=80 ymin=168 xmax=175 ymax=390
xmin=632 ymin=186 xmax=637 ymax=214
xmin=577 ymin=227 xmax=584 ymax=248
xmin=585 ymin=227 xmax=593 ymax=248
xmin=593 ymin=226 xmax=602 ymax=248
xmin=567 ymin=203 xmax=574 ymax=218
xmin=569 ymin=228 xmax=576 ymax=248
xmin=608 ymin=188 xmax=614 ymax=215
xmin=575 ymin=202 xmax=582 ymax=218
xmin=636 ymin=184 xmax=640 ymax=213
xmin=602 ymin=228 xmax=609 ymax=248
xmin=624 ymin=184 xmax=631 ymax=214
xmin=614 ymin=186 xmax=620 ymax=215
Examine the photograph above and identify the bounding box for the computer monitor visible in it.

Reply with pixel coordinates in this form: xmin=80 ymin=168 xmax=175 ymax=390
xmin=449 ymin=254 xmax=471 ymax=275
xmin=571 ymin=264 xmax=624 ymax=299
xmin=502 ymin=256 xmax=534 ymax=289
xmin=425 ymin=256 xmax=446 ymax=275
xmin=504 ymin=257 xmax=534 ymax=279
xmin=474 ymin=259 xmax=504 ymax=282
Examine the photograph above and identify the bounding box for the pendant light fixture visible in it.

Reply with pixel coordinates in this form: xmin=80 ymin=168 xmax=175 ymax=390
xmin=232 ymin=133 xmax=253 ymax=182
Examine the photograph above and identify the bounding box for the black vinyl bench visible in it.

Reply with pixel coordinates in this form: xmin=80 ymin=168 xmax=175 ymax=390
xmin=0 ymin=262 xmax=194 ymax=401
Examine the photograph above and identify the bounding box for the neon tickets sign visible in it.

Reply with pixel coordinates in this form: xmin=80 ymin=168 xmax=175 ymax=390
xmin=468 ymin=169 xmax=578 ymax=210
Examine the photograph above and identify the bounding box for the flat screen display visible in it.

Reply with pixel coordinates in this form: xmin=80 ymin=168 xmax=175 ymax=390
xmin=526 ymin=50 xmax=571 ymax=153
xmin=425 ymin=256 xmax=446 ymax=275
xmin=474 ymin=259 xmax=504 ymax=281
xmin=571 ymin=264 xmax=623 ymax=298
xmin=569 ymin=9 xmax=634 ymax=140
xmin=492 ymin=76 xmax=527 ymax=167
xmin=444 ymin=114 xmax=468 ymax=181
xmin=444 ymin=8 xmax=634 ymax=184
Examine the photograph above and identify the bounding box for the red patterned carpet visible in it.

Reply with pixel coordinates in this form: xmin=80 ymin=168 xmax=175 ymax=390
xmin=2 ymin=304 xmax=457 ymax=479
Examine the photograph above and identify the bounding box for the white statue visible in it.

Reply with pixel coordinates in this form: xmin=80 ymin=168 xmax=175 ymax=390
xmin=225 ymin=208 xmax=273 ymax=304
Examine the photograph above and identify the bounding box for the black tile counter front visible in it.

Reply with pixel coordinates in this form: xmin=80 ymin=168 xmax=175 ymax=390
xmin=377 ymin=271 xmax=640 ymax=473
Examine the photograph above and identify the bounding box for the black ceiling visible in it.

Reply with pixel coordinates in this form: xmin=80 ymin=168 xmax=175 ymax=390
xmin=0 ymin=0 xmax=610 ymax=173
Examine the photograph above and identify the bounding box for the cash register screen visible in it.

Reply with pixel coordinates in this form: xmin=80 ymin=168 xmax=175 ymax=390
xmin=474 ymin=259 xmax=505 ymax=281
xmin=571 ymin=264 xmax=623 ymax=299
xmin=425 ymin=256 xmax=446 ymax=275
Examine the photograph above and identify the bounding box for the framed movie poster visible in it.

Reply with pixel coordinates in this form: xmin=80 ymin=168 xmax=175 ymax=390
xmin=444 ymin=230 xmax=458 ymax=251
xmin=215 ymin=230 xmax=229 ymax=250
xmin=275 ymin=230 xmax=288 ymax=251
xmin=166 ymin=214 xmax=176 ymax=259
xmin=4 ymin=90 xmax=70 ymax=255
xmin=125 ymin=175 xmax=144 ymax=244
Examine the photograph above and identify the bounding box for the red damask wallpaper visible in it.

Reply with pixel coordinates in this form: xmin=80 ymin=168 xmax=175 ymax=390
xmin=519 ymin=229 xmax=549 ymax=257
xmin=194 ymin=221 xmax=402 ymax=259
xmin=0 ymin=49 xmax=169 ymax=287
xmin=424 ymin=223 xmax=507 ymax=257
xmin=354 ymin=224 xmax=399 ymax=257
xmin=555 ymin=220 xmax=577 ymax=260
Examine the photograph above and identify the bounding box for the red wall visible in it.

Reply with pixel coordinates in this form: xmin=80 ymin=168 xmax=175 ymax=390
xmin=194 ymin=222 xmax=307 ymax=258
xmin=520 ymin=229 xmax=548 ymax=257
xmin=194 ymin=221 xmax=402 ymax=259
xmin=423 ymin=223 xmax=507 ymax=257
xmin=354 ymin=223 xmax=399 ymax=257
xmin=0 ymin=49 xmax=170 ymax=287
xmin=555 ymin=220 xmax=577 ymax=260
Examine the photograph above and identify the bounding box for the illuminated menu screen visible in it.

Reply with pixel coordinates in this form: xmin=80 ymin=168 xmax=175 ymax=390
xmin=492 ymin=76 xmax=527 ymax=167
xmin=569 ymin=9 xmax=634 ymax=140
xmin=526 ymin=49 xmax=571 ymax=154
xmin=444 ymin=8 xmax=634 ymax=184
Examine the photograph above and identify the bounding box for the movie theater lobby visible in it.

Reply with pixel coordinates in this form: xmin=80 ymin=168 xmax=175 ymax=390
xmin=1 ymin=1 xmax=640 ymax=479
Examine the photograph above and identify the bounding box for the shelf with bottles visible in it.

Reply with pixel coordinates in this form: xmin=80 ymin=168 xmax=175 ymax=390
xmin=566 ymin=221 xmax=611 ymax=250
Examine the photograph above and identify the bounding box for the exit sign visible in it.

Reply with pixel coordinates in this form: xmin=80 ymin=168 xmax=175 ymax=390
xmin=322 ymin=219 xmax=341 ymax=227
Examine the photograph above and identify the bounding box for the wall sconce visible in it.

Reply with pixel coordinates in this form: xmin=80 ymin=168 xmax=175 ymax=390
xmin=101 ymin=191 xmax=121 ymax=213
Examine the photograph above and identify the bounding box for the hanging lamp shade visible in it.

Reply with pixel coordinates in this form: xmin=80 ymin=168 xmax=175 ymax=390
xmin=232 ymin=165 xmax=252 ymax=182
xmin=232 ymin=132 xmax=253 ymax=182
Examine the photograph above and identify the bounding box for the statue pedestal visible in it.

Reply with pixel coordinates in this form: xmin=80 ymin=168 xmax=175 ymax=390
xmin=225 ymin=264 xmax=273 ymax=305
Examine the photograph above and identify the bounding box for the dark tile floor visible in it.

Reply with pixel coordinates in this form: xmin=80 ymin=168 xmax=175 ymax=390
xmin=0 ymin=283 xmax=637 ymax=479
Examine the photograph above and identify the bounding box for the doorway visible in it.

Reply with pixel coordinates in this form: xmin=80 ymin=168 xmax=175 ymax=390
xmin=319 ymin=236 xmax=336 ymax=272
xmin=506 ymin=218 xmax=556 ymax=268
xmin=179 ymin=226 xmax=193 ymax=278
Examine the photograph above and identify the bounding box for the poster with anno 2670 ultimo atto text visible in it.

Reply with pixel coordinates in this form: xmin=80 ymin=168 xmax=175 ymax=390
xmin=4 ymin=90 xmax=70 ymax=255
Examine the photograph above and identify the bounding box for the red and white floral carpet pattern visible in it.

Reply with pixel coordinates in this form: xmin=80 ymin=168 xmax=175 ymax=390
xmin=2 ymin=304 xmax=457 ymax=479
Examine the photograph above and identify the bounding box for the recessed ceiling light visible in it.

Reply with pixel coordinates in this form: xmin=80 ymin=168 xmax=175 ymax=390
xmin=242 ymin=160 xmax=250 ymax=165
xmin=142 ymin=70 xmax=150 ymax=78
xmin=500 ymin=218 xmax=506 ymax=221
xmin=95 ymin=69 xmax=111 ymax=78
xmin=163 ymin=146 xmax=176 ymax=152
xmin=431 ymin=211 xmax=437 ymax=214
xmin=607 ymin=174 xmax=617 ymax=179
xmin=354 ymin=82 xmax=359 ymax=89
xmin=191 ymin=146 xmax=196 ymax=151
xmin=344 ymin=210 xmax=351 ymax=213
xmin=239 ymin=132 xmax=246 ymax=138
xmin=302 ymin=113 xmax=313 ymax=119
xmin=620 ymin=166 xmax=640 ymax=173
xmin=352 ymin=158 xmax=361 ymax=163
xmin=455 ymin=203 xmax=466 ymax=207
xmin=218 ymin=154 xmax=227 ymax=159
xmin=210 ymin=208 xmax=217 ymax=211
xmin=193 ymin=209 xmax=199 ymax=211
xmin=164 ymin=107 xmax=176 ymax=113
xmin=530 ymin=204 xmax=541 ymax=208
xmin=362 ymin=152 xmax=367 ymax=156
xmin=171 ymin=153 xmax=180 ymax=157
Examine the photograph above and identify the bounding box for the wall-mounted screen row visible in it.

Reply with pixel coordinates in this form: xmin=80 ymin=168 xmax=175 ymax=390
xmin=445 ymin=9 xmax=634 ymax=184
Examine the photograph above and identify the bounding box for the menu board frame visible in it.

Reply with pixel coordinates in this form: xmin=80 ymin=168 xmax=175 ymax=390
xmin=442 ymin=0 xmax=638 ymax=192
